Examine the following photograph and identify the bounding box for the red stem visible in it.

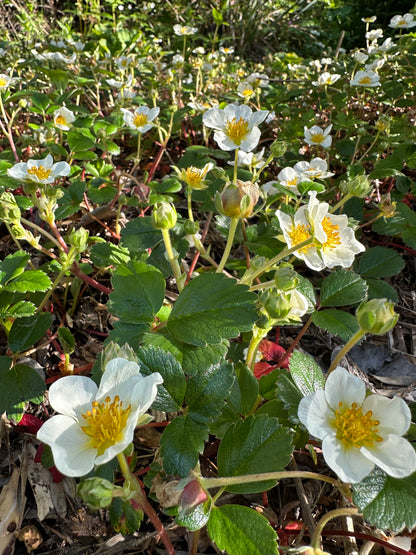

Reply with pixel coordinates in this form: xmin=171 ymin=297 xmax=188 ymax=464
xmin=71 ymin=262 xmax=112 ymax=295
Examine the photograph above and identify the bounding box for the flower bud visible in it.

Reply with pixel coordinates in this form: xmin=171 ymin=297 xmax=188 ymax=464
xmin=0 ymin=192 xmax=21 ymax=224
xmin=259 ymin=289 xmax=291 ymax=321
xmin=183 ymin=219 xmax=199 ymax=235
xmin=77 ymin=477 xmax=118 ymax=510
xmin=356 ymin=298 xmax=398 ymax=335
xmin=340 ymin=175 xmax=372 ymax=198
xmin=216 ymin=180 xmax=259 ymax=219
xmin=151 ymin=202 xmax=177 ymax=229
xmin=270 ymin=140 xmax=287 ymax=158
xmin=67 ymin=227 xmax=89 ymax=252
xmin=274 ymin=264 xmax=299 ymax=291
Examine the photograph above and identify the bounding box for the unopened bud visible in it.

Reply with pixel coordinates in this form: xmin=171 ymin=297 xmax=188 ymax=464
xmin=216 ymin=180 xmax=259 ymax=219
xmin=77 ymin=477 xmax=118 ymax=510
xmin=270 ymin=140 xmax=287 ymax=158
xmin=356 ymin=298 xmax=398 ymax=335
xmin=183 ymin=219 xmax=199 ymax=235
xmin=259 ymin=289 xmax=291 ymax=321
xmin=341 ymin=175 xmax=372 ymax=198
xmin=67 ymin=227 xmax=89 ymax=251
xmin=0 ymin=192 xmax=21 ymax=224
xmin=151 ymin=202 xmax=177 ymax=229
xmin=274 ymin=264 xmax=299 ymax=291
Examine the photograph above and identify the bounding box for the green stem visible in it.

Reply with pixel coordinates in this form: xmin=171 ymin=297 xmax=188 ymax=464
xmin=132 ymin=132 xmax=141 ymax=174
xmin=328 ymin=329 xmax=366 ymax=374
xmin=20 ymin=217 xmax=63 ymax=250
xmin=161 ymin=227 xmax=184 ymax=292
xmin=240 ymin=237 xmax=313 ymax=285
xmin=200 ymin=470 xmax=341 ymax=491
xmin=117 ymin=454 xmax=176 ymax=555
xmin=37 ymin=247 xmax=77 ymax=312
xmin=356 ymin=130 xmax=381 ymax=164
xmin=330 ymin=193 xmax=353 ymax=214
xmin=187 ymin=189 xmax=193 ymax=221
xmin=311 ymin=507 xmax=358 ymax=550
xmin=233 ymin=148 xmax=239 ymax=184
xmin=216 ymin=217 xmax=239 ymax=273
xmin=246 ymin=325 xmax=269 ymax=372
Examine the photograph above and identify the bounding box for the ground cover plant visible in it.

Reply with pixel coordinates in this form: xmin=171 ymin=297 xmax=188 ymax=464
xmin=1 ymin=1 xmax=416 ymax=553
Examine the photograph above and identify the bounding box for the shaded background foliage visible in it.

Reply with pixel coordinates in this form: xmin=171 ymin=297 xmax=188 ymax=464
xmin=2 ymin=0 xmax=415 ymax=59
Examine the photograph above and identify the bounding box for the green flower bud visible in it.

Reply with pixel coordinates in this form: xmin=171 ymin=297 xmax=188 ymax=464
xmin=0 ymin=192 xmax=21 ymax=224
xmin=340 ymin=175 xmax=372 ymax=198
xmin=217 ymin=180 xmax=259 ymax=219
xmin=22 ymin=181 xmax=39 ymax=195
xmin=67 ymin=227 xmax=89 ymax=252
xmin=77 ymin=477 xmax=119 ymax=510
xmin=270 ymin=140 xmax=287 ymax=158
xmin=151 ymin=202 xmax=177 ymax=229
xmin=356 ymin=298 xmax=398 ymax=335
xmin=259 ymin=289 xmax=291 ymax=321
xmin=183 ymin=219 xmax=199 ymax=235
xmin=100 ymin=342 xmax=138 ymax=374
xmin=274 ymin=264 xmax=299 ymax=291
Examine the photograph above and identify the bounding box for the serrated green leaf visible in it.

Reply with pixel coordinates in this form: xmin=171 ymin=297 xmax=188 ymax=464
xmin=90 ymin=242 xmax=131 ymax=268
xmin=358 ymin=247 xmax=404 ymax=278
xmin=8 ymin=312 xmax=52 ymax=353
xmin=186 ymin=360 xmax=235 ymax=423
xmin=181 ymin=342 xmax=229 ymax=377
xmin=167 ymin=274 xmax=257 ymax=346
xmin=176 ymin=500 xmax=211 ymax=531
xmin=0 ymin=363 xmax=45 ymax=415
xmin=320 ymin=270 xmax=367 ymax=307
xmin=104 ymin=322 xmax=147 ymax=352
xmin=207 ymin=505 xmax=279 ymax=555
xmin=68 ymin=129 xmax=95 ymax=152
xmin=217 ymin=415 xmax=293 ymax=493
xmin=365 ymin=278 xmax=398 ymax=302
xmin=31 ymin=92 xmax=50 ymax=111
xmin=160 ymin=415 xmax=208 ymax=477
xmin=289 ymin=351 xmax=325 ymax=396
xmin=58 ymin=327 xmax=75 ymax=354
xmin=108 ymin=261 xmax=165 ymax=325
xmin=276 ymin=373 xmax=303 ymax=422
xmin=0 ymin=251 xmax=30 ymax=286
xmin=0 ymin=300 xmax=36 ymax=318
xmin=312 ymin=309 xmax=360 ymax=341
xmin=353 ymin=467 xmax=416 ymax=532
xmin=227 ymin=362 xmax=259 ymax=417
xmin=4 ymin=270 xmax=51 ymax=293
xmin=121 ymin=216 xmax=162 ymax=251
xmin=137 ymin=347 xmax=186 ymax=412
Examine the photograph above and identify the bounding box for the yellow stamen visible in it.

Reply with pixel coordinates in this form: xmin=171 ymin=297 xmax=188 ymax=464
xmin=0 ymin=77 xmax=8 ymax=88
xmin=27 ymin=165 xmax=51 ymax=180
xmin=225 ymin=116 xmax=250 ymax=145
xmin=397 ymin=20 xmax=406 ymax=26
xmin=288 ymin=223 xmax=312 ymax=252
xmin=321 ymin=216 xmax=341 ymax=249
xmin=333 ymin=401 xmax=383 ymax=449
xmin=359 ymin=76 xmax=372 ymax=85
xmin=185 ymin=166 xmax=203 ymax=188
xmin=311 ymin=133 xmax=325 ymax=144
xmin=287 ymin=178 xmax=298 ymax=187
xmin=55 ymin=115 xmax=67 ymax=126
xmin=242 ymin=89 xmax=253 ymax=97
xmin=133 ymin=113 xmax=148 ymax=128
xmin=81 ymin=395 xmax=132 ymax=456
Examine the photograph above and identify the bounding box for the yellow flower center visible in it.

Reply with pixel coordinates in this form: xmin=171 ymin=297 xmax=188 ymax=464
xmin=321 ymin=216 xmax=341 ymax=249
xmin=27 ymin=165 xmax=51 ymax=180
xmin=55 ymin=115 xmax=67 ymax=126
xmin=359 ymin=76 xmax=372 ymax=85
xmin=133 ymin=113 xmax=148 ymax=128
xmin=397 ymin=19 xmax=406 ymax=26
xmin=185 ymin=166 xmax=204 ymax=188
xmin=81 ymin=395 xmax=132 ymax=456
xmin=287 ymin=178 xmax=298 ymax=187
xmin=311 ymin=133 xmax=325 ymax=144
xmin=242 ymin=89 xmax=253 ymax=97
xmin=288 ymin=223 xmax=312 ymax=252
xmin=333 ymin=401 xmax=383 ymax=449
xmin=0 ymin=77 xmax=8 ymax=88
xmin=225 ymin=116 xmax=250 ymax=145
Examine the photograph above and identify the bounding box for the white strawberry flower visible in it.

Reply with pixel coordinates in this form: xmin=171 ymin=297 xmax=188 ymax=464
xmin=7 ymin=154 xmax=70 ymax=185
xmin=203 ymin=103 xmax=268 ymax=152
xmin=53 ymin=106 xmax=75 ymax=131
xmin=293 ymin=158 xmax=334 ymax=180
xmin=121 ymin=105 xmax=160 ymax=133
xmin=304 ymin=125 xmax=333 ymax=149
xmin=389 ymin=13 xmax=416 ymax=29
xmin=298 ymin=367 xmax=416 ymax=483
xmin=311 ymin=72 xmax=341 ymax=87
xmin=173 ymin=24 xmax=198 ymax=35
xmin=37 ymin=358 xmax=163 ymax=477
xmin=350 ymin=70 xmax=381 ymax=87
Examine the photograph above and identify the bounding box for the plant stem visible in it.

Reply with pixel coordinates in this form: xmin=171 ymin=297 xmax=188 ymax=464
xmin=233 ymin=148 xmax=239 ymax=184
xmin=240 ymin=237 xmax=313 ymax=285
xmin=246 ymin=325 xmax=268 ymax=371
xmin=117 ymin=454 xmax=176 ymax=555
xmin=161 ymin=228 xmax=184 ymax=292
xmin=328 ymin=329 xmax=366 ymax=374
xmin=216 ymin=217 xmax=239 ymax=273
xmin=311 ymin=507 xmax=358 ymax=550
xmin=200 ymin=470 xmax=341 ymax=491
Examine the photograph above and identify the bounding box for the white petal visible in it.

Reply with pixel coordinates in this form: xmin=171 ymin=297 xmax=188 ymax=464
xmin=48 ymin=375 xmax=97 ymax=419
xmin=148 ymin=107 xmax=160 ymax=121
xmin=325 ymin=367 xmax=365 ymax=410
xmin=37 ymin=415 xmax=96 ymax=477
xmin=203 ymin=106 xmax=225 ymax=130
xmin=7 ymin=163 xmax=28 ymax=179
xmin=322 ymin=435 xmax=375 ymax=483
xmin=250 ymin=110 xmax=268 ymax=125
xmin=52 ymin=161 xmax=71 ymax=176
xmin=224 ymin=103 xmax=251 ymax=122
xmin=130 ymin=372 xmax=163 ymax=414
xmin=239 ymin=127 xmax=261 ymax=152
xmin=362 ymin=435 xmax=416 ymax=478
xmin=362 ymin=395 xmax=411 ymax=436
xmin=298 ymin=390 xmax=333 ymax=439
xmin=97 ymin=358 xmax=142 ymax=398
xmin=214 ymin=131 xmax=237 ymax=151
